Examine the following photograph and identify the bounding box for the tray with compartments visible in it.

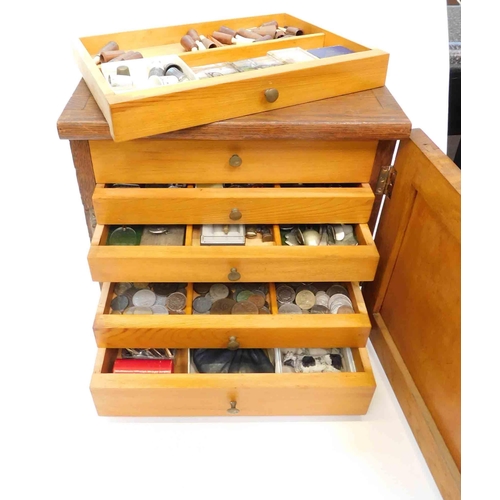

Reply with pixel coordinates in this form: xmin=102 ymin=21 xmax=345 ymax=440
xmin=73 ymin=13 xmax=389 ymax=141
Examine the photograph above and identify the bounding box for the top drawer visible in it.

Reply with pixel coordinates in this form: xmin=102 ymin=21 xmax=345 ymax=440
xmin=74 ymin=13 xmax=388 ymax=141
xmin=90 ymin=139 xmax=378 ymax=184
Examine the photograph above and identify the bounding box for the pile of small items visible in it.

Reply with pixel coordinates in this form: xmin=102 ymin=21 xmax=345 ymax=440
xmin=282 ymin=348 xmax=346 ymax=373
xmin=180 ymin=20 xmax=303 ymax=52
xmin=276 ymin=283 xmax=355 ymax=314
xmin=192 ymin=283 xmax=270 ymax=315
xmin=113 ymin=348 xmax=175 ymax=374
xmin=281 ymin=224 xmax=358 ymax=246
xmin=110 ymin=282 xmax=187 ymax=315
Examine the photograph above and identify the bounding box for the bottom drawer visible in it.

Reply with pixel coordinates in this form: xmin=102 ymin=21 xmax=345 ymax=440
xmin=90 ymin=347 xmax=376 ymax=416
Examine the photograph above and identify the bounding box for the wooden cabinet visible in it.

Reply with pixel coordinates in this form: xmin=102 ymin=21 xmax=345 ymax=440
xmin=58 ymin=81 xmax=460 ymax=499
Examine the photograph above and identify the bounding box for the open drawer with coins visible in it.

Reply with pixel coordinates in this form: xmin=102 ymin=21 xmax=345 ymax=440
xmin=74 ymin=13 xmax=388 ymax=141
xmin=94 ymin=281 xmax=371 ymax=348
xmin=88 ymin=223 xmax=379 ymax=282
xmin=92 ymin=183 xmax=374 ymax=225
xmin=89 ymin=139 xmax=379 ymax=185
xmin=91 ymin=346 xmax=376 ymax=416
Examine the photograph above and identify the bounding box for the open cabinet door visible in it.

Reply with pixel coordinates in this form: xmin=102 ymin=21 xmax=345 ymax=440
xmin=364 ymin=130 xmax=461 ymax=499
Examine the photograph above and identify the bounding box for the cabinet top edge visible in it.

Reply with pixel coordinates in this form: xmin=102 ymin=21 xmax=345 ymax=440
xmin=57 ymin=80 xmax=411 ymax=142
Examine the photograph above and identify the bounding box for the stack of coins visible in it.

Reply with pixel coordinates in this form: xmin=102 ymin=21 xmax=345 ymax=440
xmin=192 ymin=283 xmax=270 ymax=315
xmin=276 ymin=283 xmax=355 ymax=314
xmin=110 ymin=282 xmax=187 ymax=315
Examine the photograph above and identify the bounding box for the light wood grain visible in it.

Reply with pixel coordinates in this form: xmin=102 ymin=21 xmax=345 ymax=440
xmin=363 ymin=129 xmax=461 ymax=492
xmin=107 ymin=50 xmax=388 ymax=141
xmin=90 ymin=139 xmax=378 ymax=184
xmin=88 ymin=224 xmax=379 ymax=283
xmin=94 ymin=281 xmax=370 ymax=347
xmin=370 ymin=313 xmax=460 ymax=500
xmin=58 ymin=81 xmax=411 ymax=142
xmin=92 ymin=185 xmax=374 ymax=225
xmin=90 ymin=347 xmax=375 ymax=416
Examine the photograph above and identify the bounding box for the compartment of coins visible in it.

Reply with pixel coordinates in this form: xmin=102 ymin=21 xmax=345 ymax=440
xmin=280 ymin=224 xmax=358 ymax=246
xmin=106 ymin=225 xmax=187 ymax=246
xmin=279 ymin=348 xmax=356 ymax=373
xmin=191 ymin=282 xmax=272 ymax=315
xmin=192 ymin=224 xmax=276 ymax=246
xmin=108 ymin=282 xmax=189 ymax=315
xmin=276 ymin=282 xmax=356 ymax=314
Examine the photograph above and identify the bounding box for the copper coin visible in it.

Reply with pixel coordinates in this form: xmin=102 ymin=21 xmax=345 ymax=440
xmin=336 ymin=305 xmax=355 ymax=314
xmin=259 ymin=307 xmax=271 ymax=314
xmin=210 ymin=298 xmax=236 ymax=315
xmin=247 ymin=294 xmax=266 ymax=308
xmin=231 ymin=301 xmax=259 ymax=314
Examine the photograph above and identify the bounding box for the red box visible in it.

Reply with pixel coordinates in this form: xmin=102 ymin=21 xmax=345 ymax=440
xmin=113 ymin=358 xmax=174 ymax=374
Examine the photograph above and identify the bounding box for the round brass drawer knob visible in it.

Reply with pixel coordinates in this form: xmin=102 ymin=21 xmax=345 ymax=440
xmin=264 ymin=88 xmax=279 ymax=103
xmin=229 ymin=154 xmax=242 ymax=167
xmin=228 ymin=267 xmax=241 ymax=281
xmin=229 ymin=208 xmax=242 ymax=220
xmin=227 ymin=401 xmax=240 ymax=415
xmin=227 ymin=336 xmax=240 ymax=350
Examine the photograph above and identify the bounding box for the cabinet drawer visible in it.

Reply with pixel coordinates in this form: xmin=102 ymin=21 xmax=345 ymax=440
xmin=88 ymin=224 xmax=379 ymax=282
xmin=90 ymin=140 xmax=378 ymax=184
xmin=94 ymin=281 xmax=370 ymax=348
xmin=91 ymin=347 xmax=376 ymax=416
xmin=93 ymin=184 xmax=374 ymax=225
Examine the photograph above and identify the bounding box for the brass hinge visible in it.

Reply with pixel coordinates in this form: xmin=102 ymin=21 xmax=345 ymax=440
xmin=375 ymin=165 xmax=397 ymax=198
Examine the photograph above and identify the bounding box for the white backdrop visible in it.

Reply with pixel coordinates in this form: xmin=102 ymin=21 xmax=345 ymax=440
xmin=1 ymin=1 xmax=450 ymax=499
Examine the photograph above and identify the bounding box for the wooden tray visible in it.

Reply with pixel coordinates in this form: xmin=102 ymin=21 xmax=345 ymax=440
xmin=74 ymin=13 xmax=389 ymax=141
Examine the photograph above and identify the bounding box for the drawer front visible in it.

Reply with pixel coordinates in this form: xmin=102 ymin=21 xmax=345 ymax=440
xmin=93 ymin=185 xmax=374 ymax=225
xmin=91 ymin=348 xmax=376 ymax=416
xmin=90 ymin=140 xmax=378 ymax=184
xmin=94 ymin=282 xmax=371 ymax=348
xmin=88 ymin=225 xmax=379 ymax=283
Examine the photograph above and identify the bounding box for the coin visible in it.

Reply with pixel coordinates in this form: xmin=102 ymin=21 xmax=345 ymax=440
xmin=251 ymin=289 xmax=267 ymax=298
xmin=193 ymin=283 xmax=210 ymax=295
xmin=211 ymin=298 xmax=236 ymax=315
xmin=231 ymin=301 xmax=259 ymax=315
xmin=326 ymin=284 xmax=349 ymax=297
xmin=154 ymin=295 xmax=167 ymax=306
xmin=310 ymin=305 xmax=330 ymax=314
xmin=193 ymin=296 xmax=212 ymax=314
xmin=295 ymin=290 xmax=315 ymax=310
xmin=315 ymin=291 xmax=330 ymax=307
xmin=276 ymin=285 xmax=295 ymax=304
xmin=110 ymin=295 xmax=129 ymax=312
xmin=296 ymin=284 xmax=318 ymax=295
xmin=236 ymin=290 xmax=253 ymax=302
xmin=166 ymin=292 xmax=187 ymax=311
xmin=247 ymin=294 xmax=266 ymax=309
xmin=124 ymin=307 xmax=136 ymax=314
xmin=328 ymin=293 xmax=353 ymax=307
xmin=122 ymin=287 xmax=139 ymax=300
xmin=132 ymin=289 xmax=156 ymax=307
xmin=337 ymin=305 xmax=355 ymax=314
xmin=148 ymin=226 xmax=169 ymax=234
xmin=133 ymin=282 xmax=150 ymax=289
xmin=253 ymin=283 xmax=269 ymax=295
xmin=151 ymin=283 xmax=178 ymax=296
xmin=114 ymin=282 xmax=132 ymax=295
xmin=108 ymin=226 xmax=137 ymax=245
xmin=278 ymin=303 xmax=302 ymax=314
xmin=134 ymin=306 xmax=153 ymax=314
xmin=259 ymin=307 xmax=271 ymax=314
xmin=209 ymin=283 xmax=229 ymax=301
xmin=151 ymin=305 xmax=169 ymax=314
xmin=177 ymin=287 xmax=187 ymax=296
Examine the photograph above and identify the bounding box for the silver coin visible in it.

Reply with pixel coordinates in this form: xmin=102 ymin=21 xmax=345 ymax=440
xmin=326 ymin=284 xmax=349 ymax=297
xmin=278 ymin=303 xmax=302 ymax=314
xmin=110 ymin=295 xmax=129 ymax=312
xmin=193 ymin=310 xmax=210 ymax=315
xmin=132 ymin=289 xmax=156 ymax=307
xmin=148 ymin=226 xmax=169 ymax=234
xmin=134 ymin=306 xmax=153 ymax=314
xmin=328 ymin=293 xmax=353 ymax=307
xmin=210 ymin=283 xmax=229 ymax=301
xmin=124 ymin=307 xmax=136 ymax=314
xmin=151 ymin=305 xmax=169 ymax=314
xmin=315 ymin=291 xmax=330 ymax=307
xmin=295 ymin=290 xmax=315 ymax=310
xmin=276 ymin=285 xmax=295 ymax=304
xmin=310 ymin=305 xmax=330 ymax=314
xmin=114 ymin=282 xmax=132 ymax=295
xmin=154 ymin=295 xmax=167 ymax=306
xmin=193 ymin=296 xmax=212 ymax=314
xmin=166 ymin=292 xmax=187 ymax=311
